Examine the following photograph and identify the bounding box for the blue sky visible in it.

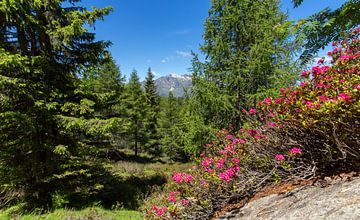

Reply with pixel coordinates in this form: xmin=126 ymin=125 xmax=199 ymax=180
xmin=82 ymin=0 xmax=347 ymax=80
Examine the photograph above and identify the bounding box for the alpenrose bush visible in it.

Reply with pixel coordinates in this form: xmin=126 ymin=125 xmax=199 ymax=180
xmin=143 ymin=28 xmax=360 ymax=219
xmin=253 ymin=27 xmax=360 ymax=171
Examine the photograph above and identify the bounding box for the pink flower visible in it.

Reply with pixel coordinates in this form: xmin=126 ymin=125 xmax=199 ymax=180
xmin=225 ymin=134 xmax=233 ymax=140
xmin=354 ymin=85 xmax=360 ymax=90
xmin=300 ymin=81 xmax=308 ymax=87
xmin=201 ymin=158 xmax=213 ymax=167
xmin=232 ymin=158 xmax=240 ymax=164
xmin=254 ymin=135 xmax=261 ymax=140
xmin=319 ymin=95 xmax=329 ymax=102
xmin=248 ymin=129 xmax=256 ymax=136
xmin=249 ymin=108 xmax=257 ymax=114
xmin=275 ymin=98 xmax=282 ymax=104
xmin=172 ymin=173 xmax=183 ymax=183
xmin=263 ymin=97 xmax=272 ymax=104
xmin=152 ymin=206 xmax=168 ymax=217
xmin=275 ymin=154 xmax=285 ymax=161
xmin=289 ymin=147 xmax=302 ymax=154
xmin=216 ymin=159 xmax=225 ymax=168
xmin=167 ymin=191 xmax=178 ymax=203
xmin=317 ymin=58 xmax=324 ymax=64
xmin=338 ymin=93 xmax=351 ymax=102
xmin=305 ymin=101 xmax=314 ymax=108
xmin=268 ymin=112 xmax=276 ymax=117
xmin=181 ymin=199 xmax=190 ymax=206
xmin=172 ymin=173 xmax=193 ymax=183
xmin=301 ymin=70 xmax=310 ymax=77
xmin=184 ymin=174 xmax=194 ymax=183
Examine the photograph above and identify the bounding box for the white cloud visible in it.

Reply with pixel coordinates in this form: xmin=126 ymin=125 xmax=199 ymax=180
xmin=176 ymin=50 xmax=192 ymax=58
xmin=161 ymin=59 xmax=167 ymax=63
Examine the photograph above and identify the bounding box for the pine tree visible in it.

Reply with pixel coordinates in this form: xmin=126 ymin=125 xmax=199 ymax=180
xmin=144 ymin=68 xmax=161 ymax=156
xmin=123 ymin=70 xmax=147 ymax=156
xmin=0 ymin=0 xmax=112 ymax=206
xmin=192 ymin=0 xmax=298 ymax=129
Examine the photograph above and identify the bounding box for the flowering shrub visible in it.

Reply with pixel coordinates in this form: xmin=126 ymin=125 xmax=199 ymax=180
xmin=143 ymin=28 xmax=360 ymax=219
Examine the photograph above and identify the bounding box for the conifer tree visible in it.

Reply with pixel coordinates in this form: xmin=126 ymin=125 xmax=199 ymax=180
xmin=159 ymin=92 xmax=178 ymax=160
xmin=82 ymin=53 xmax=125 ymax=118
xmin=123 ymin=70 xmax=147 ymax=156
xmin=192 ymin=0 xmax=298 ymax=129
xmin=144 ymin=68 xmax=161 ymax=156
xmin=0 ymin=0 xmax=112 ymax=206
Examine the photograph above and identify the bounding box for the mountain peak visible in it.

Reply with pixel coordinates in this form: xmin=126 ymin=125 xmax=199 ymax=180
xmin=155 ymin=73 xmax=192 ymax=97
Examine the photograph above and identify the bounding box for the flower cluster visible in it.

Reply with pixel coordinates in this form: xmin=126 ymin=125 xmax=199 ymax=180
xmin=144 ymin=28 xmax=360 ymax=220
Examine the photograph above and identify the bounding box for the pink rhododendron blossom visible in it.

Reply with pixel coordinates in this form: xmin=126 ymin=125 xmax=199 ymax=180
xmin=172 ymin=172 xmax=194 ymax=183
xmin=232 ymin=158 xmax=240 ymax=164
xmin=355 ymin=85 xmax=360 ymax=90
xmin=219 ymin=150 xmax=227 ymax=155
xmin=248 ymin=129 xmax=256 ymax=136
xmin=300 ymin=81 xmax=308 ymax=87
xmin=254 ymin=135 xmax=261 ymax=140
xmin=275 ymin=98 xmax=282 ymax=104
xmin=319 ymin=95 xmax=329 ymax=102
xmin=205 ymin=168 xmax=214 ymax=174
xmin=301 ymin=70 xmax=310 ymax=77
xmin=172 ymin=173 xmax=183 ymax=183
xmin=216 ymin=159 xmax=225 ymax=168
xmin=181 ymin=199 xmax=190 ymax=206
xmin=338 ymin=93 xmax=351 ymax=102
xmin=249 ymin=108 xmax=257 ymax=114
xmin=275 ymin=154 xmax=285 ymax=161
xmin=289 ymin=147 xmax=302 ymax=154
xmin=225 ymin=134 xmax=233 ymax=140
xmin=152 ymin=206 xmax=168 ymax=217
xmin=317 ymin=58 xmax=324 ymax=64
xmin=305 ymin=101 xmax=314 ymax=108
xmin=201 ymin=158 xmax=213 ymax=167
xmin=167 ymin=191 xmax=178 ymax=203
xmin=184 ymin=174 xmax=194 ymax=183
xmin=263 ymin=97 xmax=272 ymax=104
xmin=268 ymin=113 xmax=276 ymax=117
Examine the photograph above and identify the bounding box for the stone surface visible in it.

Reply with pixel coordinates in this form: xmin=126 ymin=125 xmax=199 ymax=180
xmin=218 ymin=177 xmax=360 ymax=220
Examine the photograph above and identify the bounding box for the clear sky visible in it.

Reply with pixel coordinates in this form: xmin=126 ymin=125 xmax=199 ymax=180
xmin=82 ymin=0 xmax=347 ymax=80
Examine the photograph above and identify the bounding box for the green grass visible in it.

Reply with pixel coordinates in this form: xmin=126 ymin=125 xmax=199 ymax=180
xmin=0 ymin=151 xmax=192 ymax=219
xmin=0 ymin=206 xmax=143 ymax=220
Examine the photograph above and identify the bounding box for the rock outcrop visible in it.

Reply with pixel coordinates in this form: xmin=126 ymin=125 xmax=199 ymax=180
xmin=218 ymin=177 xmax=360 ymax=220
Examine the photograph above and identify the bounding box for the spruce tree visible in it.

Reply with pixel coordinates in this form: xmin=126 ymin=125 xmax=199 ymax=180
xmin=192 ymin=0 xmax=298 ymax=129
xmin=144 ymin=68 xmax=161 ymax=156
xmin=0 ymin=0 xmax=112 ymax=206
xmin=123 ymin=70 xmax=147 ymax=156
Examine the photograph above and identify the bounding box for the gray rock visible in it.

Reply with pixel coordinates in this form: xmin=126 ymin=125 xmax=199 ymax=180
xmin=218 ymin=178 xmax=360 ymax=220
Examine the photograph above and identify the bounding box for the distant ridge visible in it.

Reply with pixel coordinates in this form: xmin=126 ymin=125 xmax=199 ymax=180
xmin=153 ymin=73 xmax=192 ymax=97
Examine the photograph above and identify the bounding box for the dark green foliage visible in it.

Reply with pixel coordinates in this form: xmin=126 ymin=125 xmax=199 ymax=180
xmin=144 ymin=68 xmax=161 ymax=156
xmin=192 ymin=0 xmax=299 ymax=130
xmin=123 ymin=70 xmax=147 ymax=156
xmin=0 ymin=0 xmax=112 ymax=208
xmin=295 ymin=0 xmax=360 ymax=64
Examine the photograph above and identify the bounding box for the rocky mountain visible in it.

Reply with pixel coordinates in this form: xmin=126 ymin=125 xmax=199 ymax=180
xmin=153 ymin=73 xmax=192 ymax=97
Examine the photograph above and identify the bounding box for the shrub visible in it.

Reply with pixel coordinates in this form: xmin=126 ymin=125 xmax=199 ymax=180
xmin=143 ymin=28 xmax=360 ymax=219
